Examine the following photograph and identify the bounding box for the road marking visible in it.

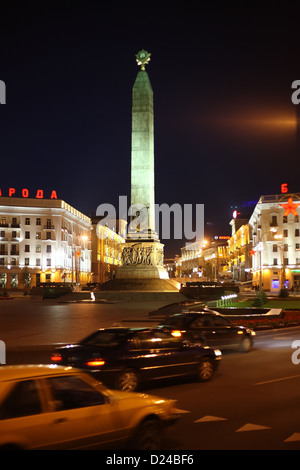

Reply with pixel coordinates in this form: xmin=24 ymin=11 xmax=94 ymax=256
xmin=235 ymin=423 xmax=271 ymax=432
xmin=255 ymin=374 xmax=300 ymax=385
xmin=194 ymin=415 xmax=227 ymax=423
xmin=174 ymin=408 xmax=191 ymax=414
xmin=284 ymin=433 xmax=300 ymax=442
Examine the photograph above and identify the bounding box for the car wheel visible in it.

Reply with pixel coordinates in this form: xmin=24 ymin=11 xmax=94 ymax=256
xmin=115 ymin=369 xmax=140 ymax=392
xmin=132 ymin=418 xmax=165 ymax=450
xmin=197 ymin=358 xmax=215 ymax=382
xmin=240 ymin=336 xmax=252 ymax=353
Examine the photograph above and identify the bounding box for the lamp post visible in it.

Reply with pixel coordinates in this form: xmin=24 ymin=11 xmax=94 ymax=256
xmin=258 ymin=227 xmax=277 ymax=290
xmin=274 ymin=233 xmax=285 ymax=290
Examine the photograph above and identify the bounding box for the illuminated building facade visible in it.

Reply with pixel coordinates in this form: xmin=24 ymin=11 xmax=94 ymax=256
xmin=0 ymin=197 xmax=92 ymax=289
xmin=249 ymin=192 xmax=300 ymax=291
xmin=228 ymin=214 xmax=252 ymax=282
xmin=91 ymin=218 xmax=126 ymax=283
xmin=179 ymin=237 xmax=230 ymax=281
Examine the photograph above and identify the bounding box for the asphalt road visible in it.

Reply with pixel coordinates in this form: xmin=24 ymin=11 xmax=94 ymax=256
xmin=2 ymin=298 xmax=300 ymax=450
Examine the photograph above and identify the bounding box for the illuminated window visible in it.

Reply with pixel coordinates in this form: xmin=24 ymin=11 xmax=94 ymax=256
xmin=25 ymin=218 xmax=30 ymax=225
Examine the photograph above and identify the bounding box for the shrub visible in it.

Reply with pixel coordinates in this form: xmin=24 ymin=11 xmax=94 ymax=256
xmin=252 ymin=289 xmax=267 ymax=307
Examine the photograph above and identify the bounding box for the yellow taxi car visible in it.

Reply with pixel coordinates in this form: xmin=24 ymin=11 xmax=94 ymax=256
xmin=0 ymin=365 xmax=181 ymax=450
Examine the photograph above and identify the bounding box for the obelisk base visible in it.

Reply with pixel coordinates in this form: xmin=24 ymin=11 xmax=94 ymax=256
xmin=116 ymin=240 xmax=169 ymax=280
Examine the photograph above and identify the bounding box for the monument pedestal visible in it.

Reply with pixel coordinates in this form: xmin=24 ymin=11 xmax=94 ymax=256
xmin=117 ymin=240 xmax=168 ymax=280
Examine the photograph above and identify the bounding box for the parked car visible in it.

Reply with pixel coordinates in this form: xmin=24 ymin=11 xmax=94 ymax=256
xmin=158 ymin=312 xmax=255 ymax=352
xmin=51 ymin=327 xmax=221 ymax=391
xmin=0 ymin=365 xmax=181 ymax=450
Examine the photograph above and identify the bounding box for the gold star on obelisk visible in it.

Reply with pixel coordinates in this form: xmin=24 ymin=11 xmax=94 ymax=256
xmin=135 ymin=49 xmax=151 ymax=70
xmin=280 ymin=197 xmax=300 ymax=216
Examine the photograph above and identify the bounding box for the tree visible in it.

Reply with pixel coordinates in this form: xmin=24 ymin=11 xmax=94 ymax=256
xmin=252 ymin=289 xmax=267 ymax=307
xmin=20 ymin=267 xmax=31 ymax=289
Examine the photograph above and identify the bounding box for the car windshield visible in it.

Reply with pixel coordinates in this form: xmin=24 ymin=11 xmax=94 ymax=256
xmin=80 ymin=330 xmax=130 ymax=348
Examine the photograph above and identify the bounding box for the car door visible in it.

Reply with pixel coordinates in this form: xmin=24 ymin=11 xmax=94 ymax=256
xmin=132 ymin=330 xmax=196 ymax=380
xmin=187 ymin=315 xmax=217 ymax=346
xmin=0 ymin=378 xmax=57 ymax=449
xmin=41 ymin=374 xmax=119 ymax=449
xmin=208 ymin=315 xmax=237 ymax=348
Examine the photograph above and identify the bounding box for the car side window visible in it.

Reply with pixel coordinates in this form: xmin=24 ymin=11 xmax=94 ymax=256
xmin=192 ymin=317 xmax=212 ymax=327
xmin=46 ymin=376 xmax=105 ymax=410
xmin=134 ymin=331 xmax=181 ymax=350
xmin=0 ymin=380 xmax=42 ymax=420
xmin=211 ymin=316 xmax=231 ymax=327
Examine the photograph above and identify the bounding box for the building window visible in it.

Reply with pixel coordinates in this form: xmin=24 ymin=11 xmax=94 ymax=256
xmin=273 ymin=245 xmax=278 ymax=252
xmin=0 ymin=273 xmax=7 ymax=287
xmin=36 ymin=218 xmax=41 ymax=226
xmin=46 ymin=232 xmax=52 ymax=240
xmin=296 ymin=243 xmax=300 ymax=250
xmin=11 ymin=274 xmax=18 ymax=288
xmin=283 ymin=229 xmax=288 ymax=237
xmin=36 ymin=245 xmax=41 ymax=253
xmin=296 ymin=229 xmax=300 ymax=237
xmin=46 ymin=245 xmax=51 ymax=253
xmin=284 ymin=258 xmax=289 ymax=266
xmin=11 ymin=258 xmax=17 ymax=266
xmin=0 ymin=231 xmax=5 ymax=238
xmin=47 ymin=258 xmax=51 ymax=266
xmin=25 ymin=258 xmax=30 ymax=266
xmin=25 ymin=245 xmax=30 ymax=252
xmin=36 ymin=232 xmax=41 ymax=240
xmin=36 ymin=258 xmax=41 ymax=266
xmin=46 ymin=219 xmax=52 ymax=229
xmin=11 ymin=245 xmax=18 ymax=255
xmin=284 ymin=244 xmax=288 ymax=252
xmin=25 ymin=231 xmax=30 ymax=239
xmin=0 ymin=258 xmax=4 ymax=266
xmin=25 ymin=218 xmax=30 ymax=225
xmin=271 ymin=215 xmax=278 ymax=227
xmin=273 ymin=258 xmax=278 ymax=265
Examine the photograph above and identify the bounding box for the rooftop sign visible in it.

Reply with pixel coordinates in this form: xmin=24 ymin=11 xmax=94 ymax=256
xmin=0 ymin=188 xmax=58 ymax=199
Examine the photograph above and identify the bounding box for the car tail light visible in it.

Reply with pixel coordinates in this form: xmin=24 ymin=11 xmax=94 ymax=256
xmin=171 ymin=330 xmax=182 ymax=338
xmin=85 ymin=359 xmax=105 ymax=367
xmin=51 ymin=354 xmax=62 ymax=362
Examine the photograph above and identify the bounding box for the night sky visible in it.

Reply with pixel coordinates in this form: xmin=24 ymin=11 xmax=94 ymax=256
xmin=1 ymin=1 xmax=300 ymax=257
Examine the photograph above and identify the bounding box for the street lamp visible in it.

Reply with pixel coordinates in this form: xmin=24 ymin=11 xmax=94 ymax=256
xmin=258 ymin=227 xmax=277 ymax=290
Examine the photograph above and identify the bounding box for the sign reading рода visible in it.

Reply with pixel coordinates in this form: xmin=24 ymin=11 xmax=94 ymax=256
xmin=0 ymin=188 xmax=58 ymax=199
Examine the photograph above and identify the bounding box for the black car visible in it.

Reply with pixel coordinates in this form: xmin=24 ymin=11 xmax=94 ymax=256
xmin=51 ymin=327 xmax=221 ymax=392
xmin=158 ymin=312 xmax=255 ymax=352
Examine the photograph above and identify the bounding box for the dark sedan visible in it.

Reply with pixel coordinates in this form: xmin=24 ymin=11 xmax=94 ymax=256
xmin=158 ymin=312 xmax=255 ymax=352
xmin=51 ymin=327 xmax=221 ymax=392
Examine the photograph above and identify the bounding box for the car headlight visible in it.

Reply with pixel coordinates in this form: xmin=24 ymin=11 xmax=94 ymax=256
xmin=246 ymin=328 xmax=256 ymax=336
xmin=214 ymin=349 xmax=222 ymax=358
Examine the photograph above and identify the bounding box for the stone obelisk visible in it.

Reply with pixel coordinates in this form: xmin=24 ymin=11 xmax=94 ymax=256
xmin=117 ymin=50 xmax=168 ymax=280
